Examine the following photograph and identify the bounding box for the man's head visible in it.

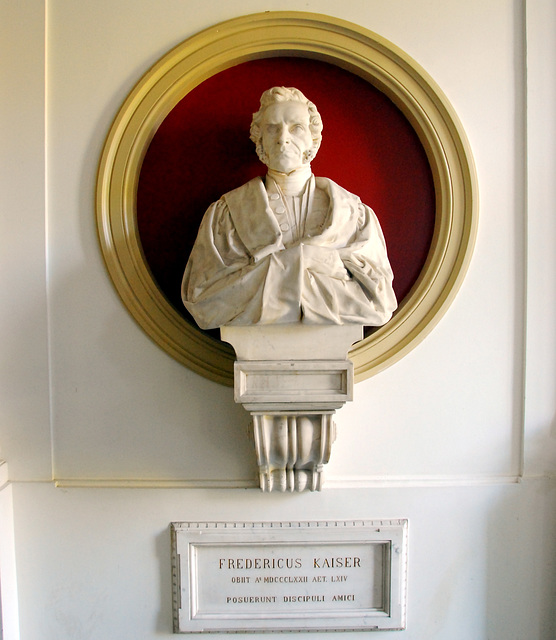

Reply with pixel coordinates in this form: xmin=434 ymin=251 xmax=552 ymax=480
xmin=250 ymin=87 xmax=323 ymax=173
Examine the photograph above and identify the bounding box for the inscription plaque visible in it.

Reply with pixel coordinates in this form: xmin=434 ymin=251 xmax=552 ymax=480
xmin=171 ymin=520 xmax=407 ymax=633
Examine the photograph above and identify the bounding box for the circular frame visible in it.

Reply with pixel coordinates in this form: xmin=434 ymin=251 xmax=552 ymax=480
xmin=96 ymin=11 xmax=478 ymax=386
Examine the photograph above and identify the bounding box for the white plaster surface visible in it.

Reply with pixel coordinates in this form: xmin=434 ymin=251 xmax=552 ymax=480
xmin=9 ymin=480 xmax=556 ymax=640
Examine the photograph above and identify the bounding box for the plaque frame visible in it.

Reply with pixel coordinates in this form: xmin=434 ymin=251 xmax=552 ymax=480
xmin=171 ymin=520 xmax=408 ymax=633
xmin=96 ymin=11 xmax=477 ymax=385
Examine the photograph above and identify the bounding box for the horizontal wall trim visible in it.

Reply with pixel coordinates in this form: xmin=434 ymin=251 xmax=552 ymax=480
xmin=51 ymin=474 xmax=526 ymax=489
xmin=325 ymin=475 xmax=522 ymax=488
xmin=53 ymin=479 xmax=258 ymax=489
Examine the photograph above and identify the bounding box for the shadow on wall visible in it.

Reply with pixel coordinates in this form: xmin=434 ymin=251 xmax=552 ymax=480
xmin=156 ymin=527 xmax=173 ymax=634
xmin=486 ymin=478 xmax=556 ymax=639
xmin=46 ymin=261 xmax=256 ymax=484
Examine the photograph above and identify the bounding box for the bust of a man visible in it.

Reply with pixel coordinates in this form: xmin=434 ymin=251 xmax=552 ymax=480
xmin=182 ymin=86 xmax=397 ymax=329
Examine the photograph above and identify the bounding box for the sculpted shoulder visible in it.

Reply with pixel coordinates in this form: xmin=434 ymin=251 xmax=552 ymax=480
xmin=221 ymin=176 xmax=266 ymax=204
xmin=314 ymin=176 xmax=363 ymax=205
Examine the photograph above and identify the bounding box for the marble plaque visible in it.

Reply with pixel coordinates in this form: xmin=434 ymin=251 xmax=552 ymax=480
xmin=171 ymin=520 xmax=407 ymax=633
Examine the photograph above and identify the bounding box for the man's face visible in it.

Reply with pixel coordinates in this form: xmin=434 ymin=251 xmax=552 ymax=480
xmin=260 ymin=101 xmax=314 ymax=173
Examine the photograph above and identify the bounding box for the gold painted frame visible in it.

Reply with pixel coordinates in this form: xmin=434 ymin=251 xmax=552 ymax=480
xmin=96 ymin=11 xmax=477 ymax=386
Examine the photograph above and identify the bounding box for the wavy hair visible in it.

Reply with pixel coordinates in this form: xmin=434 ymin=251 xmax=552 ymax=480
xmin=250 ymin=87 xmax=323 ymax=165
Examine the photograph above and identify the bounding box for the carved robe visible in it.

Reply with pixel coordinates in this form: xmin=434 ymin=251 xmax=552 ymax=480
xmin=182 ymin=175 xmax=397 ymax=329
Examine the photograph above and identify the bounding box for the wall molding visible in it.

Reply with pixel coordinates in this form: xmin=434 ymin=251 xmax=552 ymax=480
xmin=52 ymin=474 xmax=526 ymax=489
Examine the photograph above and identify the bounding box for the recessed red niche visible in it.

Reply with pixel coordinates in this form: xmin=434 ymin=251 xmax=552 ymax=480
xmin=137 ymin=57 xmax=435 ymax=337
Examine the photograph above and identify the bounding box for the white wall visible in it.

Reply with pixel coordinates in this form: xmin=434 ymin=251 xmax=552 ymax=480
xmin=7 ymin=481 xmax=556 ymax=640
xmin=1 ymin=1 xmax=555 ymax=639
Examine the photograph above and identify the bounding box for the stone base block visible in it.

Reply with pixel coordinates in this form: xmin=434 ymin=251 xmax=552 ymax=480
xmin=221 ymin=324 xmax=364 ymax=492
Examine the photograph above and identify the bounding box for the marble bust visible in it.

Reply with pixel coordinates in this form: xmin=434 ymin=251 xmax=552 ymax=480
xmin=182 ymin=86 xmax=397 ymax=330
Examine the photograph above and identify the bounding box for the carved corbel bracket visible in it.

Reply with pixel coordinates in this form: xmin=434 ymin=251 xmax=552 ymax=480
xmin=221 ymin=325 xmax=362 ymax=492
xmin=251 ymin=411 xmax=336 ymax=492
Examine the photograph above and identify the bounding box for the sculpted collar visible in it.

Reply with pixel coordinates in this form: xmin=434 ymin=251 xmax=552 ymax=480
xmin=267 ymin=165 xmax=312 ymax=196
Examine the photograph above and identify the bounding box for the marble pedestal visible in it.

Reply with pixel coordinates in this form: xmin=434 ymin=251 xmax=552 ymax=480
xmin=221 ymin=325 xmax=363 ymax=492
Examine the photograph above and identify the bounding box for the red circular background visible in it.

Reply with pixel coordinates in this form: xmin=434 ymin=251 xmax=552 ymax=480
xmin=137 ymin=57 xmax=435 ymax=333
